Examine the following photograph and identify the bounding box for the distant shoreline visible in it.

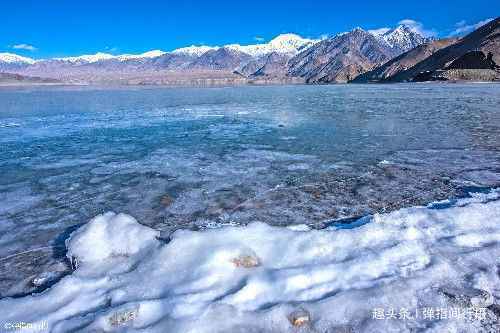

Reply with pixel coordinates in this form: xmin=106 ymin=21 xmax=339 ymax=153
xmin=1 ymin=79 xmax=499 ymax=89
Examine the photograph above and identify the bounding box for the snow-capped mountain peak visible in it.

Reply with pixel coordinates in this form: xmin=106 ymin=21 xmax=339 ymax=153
xmin=392 ymin=24 xmax=414 ymax=33
xmin=267 ymin=33 xmax=316 ymax=51
xmin=115 ymin=50 xmax=167 ymax=61
xmin=1 ymin=33 xmax=319 ymax=69
xmin=53 ymin=50 xmax=168 ymax=63
xmin=351 ymin=27 xmax=366 ymax=33
xmin=371 ymin=24 xmax=428 ymax=52
xmin=54 ymin=52 xmax=115 ymax=64
xmin=172 ymin=45 xmax=219 ymax=57
xmin=139 ymin=50 xmax=166 ymax=58
xmin=227 ymin=33 xmax=319 ymax=57
xmin=171 ymin=34 xmax=318 ymax=58
xmin=0 ymin=52 xmax=36 ymax=64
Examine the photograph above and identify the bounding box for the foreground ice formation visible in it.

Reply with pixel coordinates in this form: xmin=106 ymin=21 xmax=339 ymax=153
xmin=1 ymin=191 xmax=500 ymax=332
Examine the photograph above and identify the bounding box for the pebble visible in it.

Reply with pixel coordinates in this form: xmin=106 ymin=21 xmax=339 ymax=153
xmin=288 ymin=308 xmax=311 ymax=327
xmin=231 ymin=255 xmax=260 ymax=268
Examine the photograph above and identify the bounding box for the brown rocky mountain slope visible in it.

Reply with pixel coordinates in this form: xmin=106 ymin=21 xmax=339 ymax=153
xmin=287 ymin=28 xmax=397 ymax=83
xmin=387 ymin=17 xmax=500 ymax=82
xmin=353 ymin=38 xmax=459 ymax=82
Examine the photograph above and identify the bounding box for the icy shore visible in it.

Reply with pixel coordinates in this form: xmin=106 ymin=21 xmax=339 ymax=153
xmin=1 ymin=191 xmax=500 ymax=332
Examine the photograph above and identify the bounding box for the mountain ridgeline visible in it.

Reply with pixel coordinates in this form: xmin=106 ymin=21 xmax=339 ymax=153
xmin=356 ymin=18 xmax=500 ymax=82
xmin=1 ymin=18 xmax=499 ymax=85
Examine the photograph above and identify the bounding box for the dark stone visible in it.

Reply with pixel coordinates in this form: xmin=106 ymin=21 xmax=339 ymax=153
xmin=160 ymin=194 xmax=174 ymax=207
xmin=439 ymin=286 xmax=494 ymax=307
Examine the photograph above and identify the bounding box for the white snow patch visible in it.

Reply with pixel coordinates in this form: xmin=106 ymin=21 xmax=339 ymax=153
xmin=2 ymin=192 xmax=499 ymax=332
xmin=66 ymin=212 xmax=159 ymax=265
xmin=227 ymin=33 xmax=318 ymax=57
xmin=0 ymin=52 xmax=36 ymax=64
xmin=53 ymin=50 xmax=166 ymax=64
xmin=54 ymin=52 xmax=116 ymax=64
xmin=172 ymin=45 xmax=219 ymax=57
xmin=368 ymin=24 xmax=429 ymax=52
xmin=115 ymin=50 xmax=166 ymax=61
xmin=286 ymin=224 xmax=311 ymax=231
xmin=368 ymin=27 xmax=391 ymax=36
xmin=172 ymin=33 xmax=318 ymax=58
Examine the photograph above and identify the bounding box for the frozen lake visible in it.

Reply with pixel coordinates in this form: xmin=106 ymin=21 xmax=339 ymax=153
xmin=1 ymin=83 xmax=500 ymax=298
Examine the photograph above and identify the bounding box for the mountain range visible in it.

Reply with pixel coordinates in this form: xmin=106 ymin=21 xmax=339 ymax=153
xmin=353 ymin=38 xmax=460 ymax=82
xmin=1 ymin=18 xmax=499 ymax=85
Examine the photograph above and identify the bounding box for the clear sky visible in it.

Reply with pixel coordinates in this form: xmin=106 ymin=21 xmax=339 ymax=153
xmin=2 ymin=0 xmax=498 ymax=58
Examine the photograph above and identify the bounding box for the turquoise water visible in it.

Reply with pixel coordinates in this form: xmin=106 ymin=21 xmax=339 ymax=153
xmin=1 ymin=84 xmax=499 ymax=296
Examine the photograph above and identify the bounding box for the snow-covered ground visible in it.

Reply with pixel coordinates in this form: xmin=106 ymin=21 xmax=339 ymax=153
xmin=2 ymin=190 xmax=499 ymax=332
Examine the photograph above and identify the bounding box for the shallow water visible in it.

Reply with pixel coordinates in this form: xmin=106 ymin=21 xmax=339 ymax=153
xmin=1 ymin=83 xmax=500 ymax=296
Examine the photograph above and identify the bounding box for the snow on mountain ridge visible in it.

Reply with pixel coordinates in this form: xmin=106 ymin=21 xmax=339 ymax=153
xmin=116 ymin=50 xmax=167 ymax=61
xmin=172 ymin=45 xmax=219 ymax=57
xmin=372 ymin=24 xmax=428 ymax=52
xmin=52 ymin=50 xmax=167 ymax=63
xmin=54 ymin=52 xmax=116 ymax=64
xmin=1 ymin=34 xmax=319 ymax=67
xmin=0 ymin=29 xmax=427 ymax=69
xmin=172 ymin=34 xmax=318 ymax=58
xmin=0 ymin=53 xmax=36 ymax=64
xmin=140 ymin=50 xmax=166 ymax=58
xmin=229 ymin=34 xmax=318 ymax=56
xmin=268 ymin=33 xmax=318 ymax=51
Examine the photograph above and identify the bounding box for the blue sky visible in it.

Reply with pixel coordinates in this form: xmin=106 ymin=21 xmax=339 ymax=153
xmin=2 ymin=0 xmax=498 ymax=58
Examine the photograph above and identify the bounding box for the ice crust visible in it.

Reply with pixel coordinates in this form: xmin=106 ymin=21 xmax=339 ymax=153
xmin=1 ymin=192 xmax=499 ymax=332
